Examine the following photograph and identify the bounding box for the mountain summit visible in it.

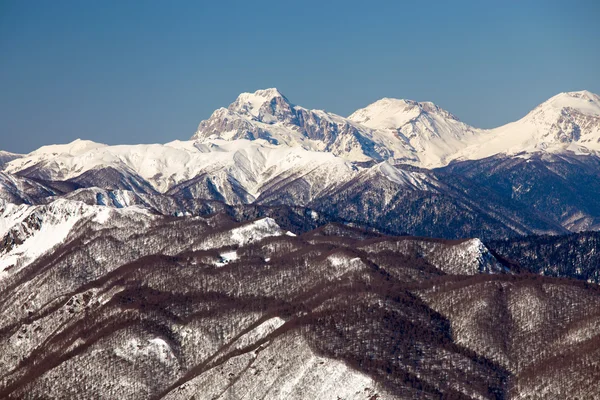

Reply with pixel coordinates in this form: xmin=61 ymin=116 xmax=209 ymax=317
xmin=193 ymin=88 xmax=413 ymax=162
xmin=449 ymin=90 xmax=600 ymax=161
xmin=348 ymin=98 xmax=462 ymax=130
xmin=228 ymin=88 xmax=291 ymax=120
xmin=348 ymin=97 xmax=482 ymax=166
xmin=193 ymin=89 xmax=600 ymax=166
xmin=520 ymin=90 xmax=600 ymax=144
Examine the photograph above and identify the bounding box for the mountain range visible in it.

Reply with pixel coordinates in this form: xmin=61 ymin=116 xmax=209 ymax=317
xmin=193 ymin=88 xmax=600 ymax=166
xmin=2 ymin=89 xmax=600 ymax=240
xmin=3 ymin=201 xmax=600 ymax=399
xmin=3 ymin=89 xmax=600 ymax=398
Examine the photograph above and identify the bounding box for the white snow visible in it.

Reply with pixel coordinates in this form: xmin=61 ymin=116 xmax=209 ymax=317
xmin=114 ymin=337 xmax=176 ymax=364
xmin=215 ymin=250 xmax=238 ymax=266
xmin=377 ymin=161 xmax=431 ymax=189
xmin=348 ymin=97 xmax=482 ymax=167
xmin=161 ymin=328 xmax=389 ymax=400
xmin=0 ymin=199 xmax=151 ymax=277
xmin=350 ymin=98 xmax=433 ymax=130
xmin=327 ymin=254 xmax=364 ymax=275
xmin=197 ymin=218 xmax=286 ymax=252
xmin=0 ymin=150 xmax=23 ymax=165
xmin=450 ymin=91 xmax=600 ymax=162
xmin=232 ymin=88 xmax=284 ymax=118
xmin=0 ymin=200 xmax=96 ymax=275
xmin=4 ymin=137 xmax=357 ymax=198
xmin=93 ymin=208 xmax=112 ymax=224
xmin=4 ymin=89 xmax=600 ymax=199
xmin=233 ymin=317 xmax=285 ymax=349
xmin=229 ymin=218 xmax=284 ymax=246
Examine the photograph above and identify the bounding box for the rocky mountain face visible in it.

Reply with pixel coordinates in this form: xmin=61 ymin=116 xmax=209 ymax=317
xmin=348 ymin=98 xmax=482 ymax=166
xmin=3 ymin=89 xmax=600 ymax=398
xmin=193 ymin=88 xmax=408 ymax=162
xmin=194 ymin=89 xmax=600 ymax=166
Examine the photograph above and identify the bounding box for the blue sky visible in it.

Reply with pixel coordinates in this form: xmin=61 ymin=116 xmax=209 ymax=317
xmin=1 ymin=0 xmax=599 ymax=153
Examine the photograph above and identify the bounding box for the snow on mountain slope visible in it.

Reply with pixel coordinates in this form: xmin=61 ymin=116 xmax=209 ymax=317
xmin=0 ymin=172 xmax=57 ymax=204
xmin=350 ymin=90 xmax=600 ymax=166
xmin=192 ymin=88 xmax=417 ymax=163
xmin=452 ymin=90 xmax=600 ymax=161
xmin=3 ymin=138 xmax=357 ymax=198
xmin=0 ymin=151 xmax=22 ymax=167
xmin=360 ymin=237 xmax=506 ymax=275
xmin=162 ymin=333 xmax=392 ymax=400
xmin=348 ymin=98 xmax=482 ymax=167
xmin=376 ymin=161 xmax=436 ymax=190
xmin=5 ymin=90 xmax=600 ymax=196
xmin=28 ymin=139 xmax=108 ymax=156
xmin=0 ymin=199 xmax=150 ymax=277
xmin=516 ymin=90 xmax=600 ymax=147
xmin=4 ymin=139 xmax=203 ymax=192
xmin=195 ymin=217 xmax=293 ymax=252
xmin=194 ymin=88 xmax=600 ymax=167
xmin=229 ymin=88 xmax=290 ymax=120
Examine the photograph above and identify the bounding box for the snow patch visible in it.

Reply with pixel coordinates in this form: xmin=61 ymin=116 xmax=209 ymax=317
xmin=0 ymin=199 xmax=152 ymax=278
xmin=377 ymin=162 xmax=431 ymax=189
xmin=215 ymin=250 xmax=238 ymax=266
xmin=114 ymin=337 xmax=176 ymax=364
xmin=229 ymin=218 xmax=284 ymax=246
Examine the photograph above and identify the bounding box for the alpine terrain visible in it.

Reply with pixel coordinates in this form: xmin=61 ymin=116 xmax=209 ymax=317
xmin=2 ymin=89 xmax=600 ymax=398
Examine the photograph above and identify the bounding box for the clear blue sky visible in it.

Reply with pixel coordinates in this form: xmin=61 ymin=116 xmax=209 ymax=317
xmin=1 ymin=0 xmax=599 ymax=153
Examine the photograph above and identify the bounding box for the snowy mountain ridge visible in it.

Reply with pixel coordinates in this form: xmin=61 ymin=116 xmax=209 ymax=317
xmin=2 ymin=89 xmax=600 ymax=240
xmin=0 ymin=198 xmax=151 ymax=277
xmin=4 ymin=89 xmax=600 ymax=189
xmin=193 ymin=88 xmax=408 ymax=162
xmin=192 ymin=88 xmax=600 ymax=168
xmin=3 ymin=138 xmax=357 ymax=197
xmin=450 ymin=90 xmax=600 ymax=161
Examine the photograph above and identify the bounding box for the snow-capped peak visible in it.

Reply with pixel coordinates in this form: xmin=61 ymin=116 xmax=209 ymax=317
xmin=526 ymin=90 xmax=600 ymax=118
xmin=446 ymin=90 xmax=600 ymax=162
xmin=29 ymin=139 xmax=108 ymax=157
xmin=192 ymin=88 xmax=408 ymax=162
xmin=347 ymin=96 xmax=481 ymax=167
xmin=228 ymin=88 xmax=291 ymax=119
xmin=348 ymin=97 xmax=460 ymax=131
xmin=505 ymin=90 xmax=600 ymax=145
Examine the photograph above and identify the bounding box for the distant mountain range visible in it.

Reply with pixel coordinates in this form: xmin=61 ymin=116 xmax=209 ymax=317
xmin=2 ymin=89 xmax=600 ymax=240
xmin=193 ymin=88 xmax=600 ymax=166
